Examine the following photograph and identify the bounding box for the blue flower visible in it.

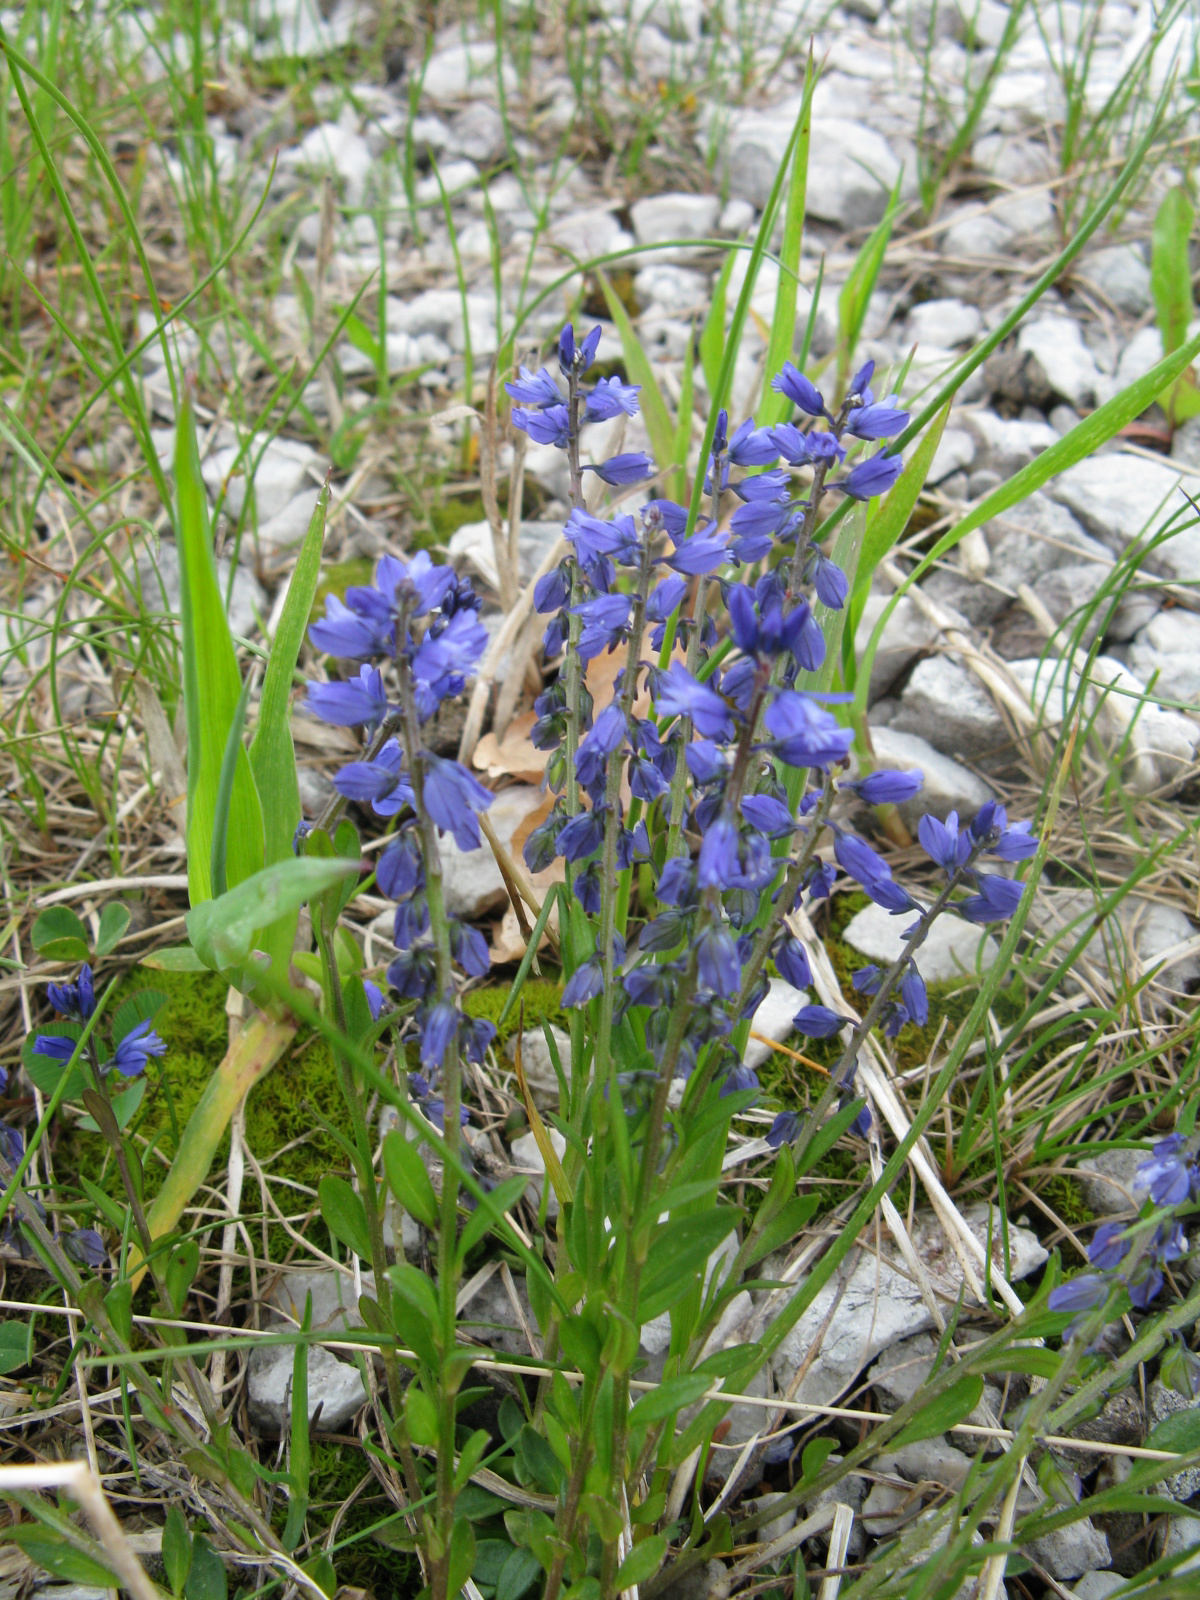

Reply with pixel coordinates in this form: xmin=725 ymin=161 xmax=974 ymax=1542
xmin=918 ymin=811 xmax=970 ymax=874
xmin=842 ymin=451 xmax=903 ymax=501
xmin=513 ymin=403 xmax=570 ymax=447
xmin=371 ymin=551 xmax=458 ymax=619
xmin=309 ymin=593 xmax=396 ymax=659
xmin=793 ymin=1005 xmax=852 ymax=1038
xmin=112 ymin=1019 xmax=167 ymax=1078
xmin=845 ymin=396 xmax=909 ymax=440
xmin=720 ymin=1062 xmax=759 ymax=1098
xmin=584 ymin=376 xmax=640 ymax=421
xmin=422 ymin=755 xmax=493 ymax=851
xmin=305 ymin=665 xmax=389 ymax=729
xmin=809 ymin=554 xmax=848 ymax=609
xmin=959 ymin=874 xmax=1025 ymax=924
xmin=47 ymin=965 xmax=95 ymax=1021
xmin=767 ymin=1111 xmax=800 ymax=1149
xmin=899 ymin=967 xmax=928 ymax=1026
xmin=764 ymin=691 xmax=853 ymax=770
xmin=65 ymin=1228 xmax=106 ymax=1268
xmin=505 ymin=366 xmax=561 ymax=407
xmin=834 ymin=831 xmax=894 ymax=898
xmin=32 ymin=1033 xmax=79 ymax=1062
xmin=363 ymin=980 xmax=386 ymax=1021
xmin=377 ymin=833 xmax=423 ymax=898
xmin=535 ymin=565 xmax=570 ymax=614
xmin=728 ymin=419 xmax=780 ymax=466
xmin=449 ymin=921 xmax=490 ymax=978
xmin=559 ymin=322 xmax=601 ymax=375
xmin=642 ymin=499 xmax=689 ymax=537
xmin=558 ymin=807 xmax=606 ymax=862
xmin=774 ymin=936 xmax=812 ymax=991
xmin=849 ymin=359 xmax=876 ymax=398
xmin=739 ymin=795 xmax=794 ymax=839
xmin=562 ymin=934 xmax=624 ymax=1009
xmin=419 ymin=1000 xmax=458 ymax=1069
xmin=565 ymin=507 xmax=630 ymax=563
xmin=571 ymin=592 xmax=631 ymax=661
xmin=695 ymin=924 xmax=740 ymax=997
xmin=412 ymin=609 xmax=490 ymax=709
xmin=653 ymin=663 xmax=735 ymax=741
xmin=1048 ymin=1274 xmax=1109 ymax=1315
xmin=845 ymin=768 xmax=924 ymax=806
xmin=1135 ymin=1135 xmax=1194 ymax=1207
xmin=665 ymin=525 xmax=731 ymax=576
xmin=852 ymin=964 xmax=881 ymax=995
xmin=387 ymin=947 xmax=435 ymax=999
xmin=585 ymin=452 xmax=656 ymax=485
xmin=772 ymin=362 xmax=826 ymax=417
xmin=1087 ymin=1222 xmax=1130 ymax=1271
xmin=698 ymin=813 xmax=740 ymax=891
xmin=334 ymin=739 xmax=413 ymax=810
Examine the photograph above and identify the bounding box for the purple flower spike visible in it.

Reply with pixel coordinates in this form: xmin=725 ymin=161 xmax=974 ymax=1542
xmin=505 ymin=366 xmax=561 ymax=407
xmin=846 ymin=395 xmax=909 ymax=441
xmin=584 ymin=376 xmax=640 ymax=422
xmin=774 ymin=937 xmax=812 ymax=991
xmin=1087 ymin=1222 xmax=1131 ymax=1271
xmin=1048 ymin=1274 xmax=1109 ymax=1315
xmin=848 ymin=768 xmax=924 ymax=806
xmin=1135 ymin=1136 xmax=1194 ymax=1207
xmin=767 ymin=1111 xmax=800 ymax=1149
xmin=959 ymin=874 xmax=1025 ymax=924
xmin=793 ymin=1005 xmax=853 ymax=1038
xmin=918 ymin=811 xmax=969 ymax=874
xmin=513 ymin=404 xmax=570 ymax=448
xmin=728 ymin=418 xmax=780 ymax=466
xmin=652 ymin=663 xmax=735 ymax=742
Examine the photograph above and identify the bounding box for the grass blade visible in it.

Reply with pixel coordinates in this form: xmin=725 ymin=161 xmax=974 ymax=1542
xmin=597 ymin=270 xmax=676 ymax=471
xmin=175 ymin=391 xmax=264 ymax=905
xmin=858 ymin=326 xmax=1200 ymax=700
xmin=836 ymin=171 xmax=902 ymax=397
xmin=700 ymin=249 xmax=735 ymax=402
xmin=210 ymin=670 xmax=255 ymax=902
xmin=756 ymin=51 xmax=813 ymax=428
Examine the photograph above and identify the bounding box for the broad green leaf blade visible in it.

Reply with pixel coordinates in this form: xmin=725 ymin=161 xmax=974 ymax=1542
xmin=318 ymin=1175 xmax=372 ymax=1259
xmin=249 ymin=481 xmax=329 ymax=975
xmin=597 ymin=271 xmax=675 ymax=472
xmin=185 ymin=857 xmax=357 ymax=973
xmin=859 ymin=325 xmax=1200 ymax=700
xmin=93 ymin=901 xmax=131 ymax=957
xmin=141 ymin=945 xmax=208 ymax=972
xmin=31 ymin=905 xmax=88 ymax=962
xmin=0 ymin=1321 xmax=30 ymax=1374
xmin=4 ymin=1529 xmax=118 ymax=1589
xmin=615 ymin=1534 xmax=665 ymax=1590
xmin=1147 ymin=1408 xmax=1200 ymax=1454
xmin=210 ymin=668 xmax=255 ymax=901
xmin=175 ymin=390 xmax=264 ymax=905
xmin=757 ymin=52 xmax=814 ymax=428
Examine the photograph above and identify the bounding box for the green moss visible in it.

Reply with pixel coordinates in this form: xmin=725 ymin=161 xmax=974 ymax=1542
xmin=1039 ymin=1174 xmax=1093 ymax=1231
xmin=63 ymin=969 xmax=351 ymax=1255
xmin=463 ymin=977 xmax=564 ymax=1044
xmin=307 ymin=1440 xmax=419 ymax=1598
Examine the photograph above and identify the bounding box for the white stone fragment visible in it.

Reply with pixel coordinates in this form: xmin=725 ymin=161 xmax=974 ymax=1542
xmin=842 ymin=901 xmax=999 ymax=984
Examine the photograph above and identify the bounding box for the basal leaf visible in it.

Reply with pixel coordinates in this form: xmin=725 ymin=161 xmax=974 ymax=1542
xmin=174 ymin=391 xmax=264 ymax=905
xmin=185 ymin=856 xmax=356 ymax=973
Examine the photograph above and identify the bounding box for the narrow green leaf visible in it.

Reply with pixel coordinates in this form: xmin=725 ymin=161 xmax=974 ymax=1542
xmin=700 ymin=250 xmax=735 ymax=401
xmin=162 ymin=1508 xmax=192 ymax=1599
xmin=140 ymin=945 xmax=208 ymax=972
xmin=175 ymin=392 xmax=264 ymax=905
xmin=628 ymin=1372 xmax=712 ymax=1427
xmin=318 ymin=1175 xmax=372 ymax=1260
xmin=1152 ymin=185 xmax=1195 ymax=356
xmin=890 ymin=1375 xmax=983 ymax=1448
xmin=210 ymin=668 xmax=255 ymax=902
xmin=757 ymin=52 xmax=813 ymax=428
xmin=282 ymin=1292 xmax=312 ymax=1552
xmin=1147 ymin=1408 xmax=1200 ymax=1454
xmin=383 ymin=1129 xmax=440 ymax=1229
xmin=3 ymin=1529 xmax=116 ymax=1589
xmin=597 ymin=271 xmax=676 ymax=473
xmin=447 ymin=1518 xmax=477 ymax=1600
xmin=837 ymin=170 xmax=902 ymax=395
xmin=93 ymin=901 xmax=131 ymax=957
xmin=615 ymin=1534 xmax=666 ymax=1590
xmin=79 ymin=1173 xmax=126 ymax=1233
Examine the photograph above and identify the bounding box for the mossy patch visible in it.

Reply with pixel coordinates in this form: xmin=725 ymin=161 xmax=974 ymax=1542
xmin=463 ymin=977 xmax=564 ymax=1044
xmin=61 ymin=969 xmax=351 ymax=1255
xmin=306 ymin=1440 xmax=419 ymax=1599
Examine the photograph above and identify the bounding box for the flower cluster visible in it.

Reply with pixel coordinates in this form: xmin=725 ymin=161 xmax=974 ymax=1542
xmin=513 ymin=327 xmax=1036 ymax=1146
xmin=304 ymin=548 xmax=497 ymax=1128
xmin=1050 ymin=1134 xmax=1198 ymax=1337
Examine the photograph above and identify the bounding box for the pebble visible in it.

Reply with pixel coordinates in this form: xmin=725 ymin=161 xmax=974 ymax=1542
xmin=138 ymin=542 xmax=266 ymax=640
xmin=1074 ymin=1147 xmax=1144 ymax=1217
xmin=1016 ymin=315 xmax=1101 ymax=409
xmin=1049 ymin=455 xmax=1196 ymax=583
xmin=247 ymin=1342 xmax=367 ymax=1434
xmin=506 ymin=1023 xmax=570 ymax=1110
xmin=1071 ymin=1575 xmax=1127 ymax=1600
xmin=629 ymin=192 xmax=720 ymax=246
xmin=843 ymin=901 xmax=999 ymax=984
xmin=855 ymin=592 xmax=949 ymax=702
xmin=511 ymin=1126 xmax=567 ymax=1219
xmin=721 ymin=102 xmax=904 ymax=224
xmin=745 ymin=977 xmax=811 ymax=1069
xmin=1127 ymin=608 xmax=1200 ymax=706
xmin=864 ymin=727 xmax=994 ymax=827
xmin=436 ymin=785 xmax=548 ymax=921
xmin=201 ymin=437 xmax=320 ymax=523
xmin=1025 ymin=1520 xmax=1111 ymax=1582
xmin=891 ymin=656 xmax=1010 ymax=767
xmin=905 ymin=298 xmax=982 ymax=348
xmin=1079 ymin=243 xmax=1153 ymax=316
xmin=1148 ymin=1380 xmax=1200 ymax=1498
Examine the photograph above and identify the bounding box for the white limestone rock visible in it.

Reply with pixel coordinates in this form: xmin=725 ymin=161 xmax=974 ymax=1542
xmin=1128 ymin=608 xmax=1200 ymax=707
xmin=1049 ymin=454 xmax=1196 ymax=583
xmin=1016 ymin=316 xmax=1102 ymax=409
xmin=436 ymin=786 xmax=548 ymax=920
xmin=630 ymin=192 xmax=720 ymax=246
xmin=855 ymin=591 xmax=949 ymax=702
xmin=905 ymin=298 xmax=982 ymax=349
xmin=862 ymin=727 xmax=994 ymax=826
xmin=511 ymin=1127 xmax=567 ymax=1220
xmin=843 ymin=901 xmax=999 ymax=983
xmin=891 ymin=656 xmax=1011 ymax=766
xmin=745 ymin=978 xmax=811 ymax=1070
xmin=202 ymin=437 xmax=319 ymax=522
xmin=1025 ymin=1521 xmax=1111 ymax=1582
xmin=1079 ymin=244 xmax=1153 ymax=316
xmin=1074 ymin=1148 xmax=1144 ymax=1219
xmin=248 ymin=1343 xmax=367 ymax=1434
xmin=506 ymin=1024 xmax=570 ymax=1110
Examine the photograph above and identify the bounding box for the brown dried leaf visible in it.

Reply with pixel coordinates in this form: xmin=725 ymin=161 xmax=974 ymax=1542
xmin=472 ymin=710 xmax=546 ymax=784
